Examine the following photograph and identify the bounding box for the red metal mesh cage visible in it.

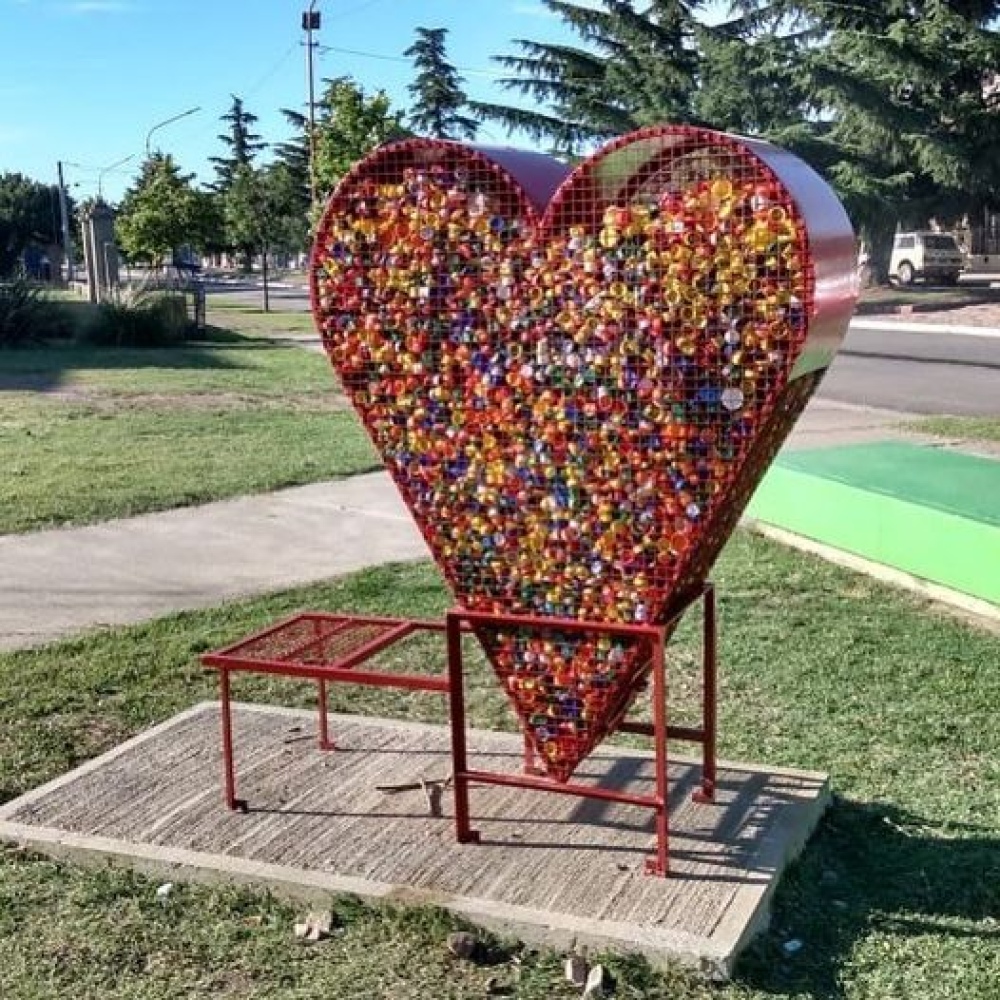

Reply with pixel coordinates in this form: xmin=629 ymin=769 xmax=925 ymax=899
xmin=310 ymin=126 xmax=856 ymax=782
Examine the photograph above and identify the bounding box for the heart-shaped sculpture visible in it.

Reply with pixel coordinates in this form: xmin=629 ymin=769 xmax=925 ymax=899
xmin=311 ymin=126 xmax=857 ymax=781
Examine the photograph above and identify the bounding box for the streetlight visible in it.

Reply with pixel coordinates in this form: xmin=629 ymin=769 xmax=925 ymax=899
xmin=97 ymin=153 xmax=136 ymax=199
xmin=302 ymin=2 xmax=321 ymax=210
xmin=144 ymin=106 xmax=201 ymax=157
xmin=56 ymin=159 xmax=83 ymax=283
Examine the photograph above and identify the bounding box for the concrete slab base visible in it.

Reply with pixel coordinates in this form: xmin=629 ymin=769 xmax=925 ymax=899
xmin=0 ymin=704 xmax=829 ymax=980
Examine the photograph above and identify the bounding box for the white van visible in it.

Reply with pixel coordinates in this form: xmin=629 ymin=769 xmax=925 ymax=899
xmin=889 ymin=231 xmax=964 ymax=286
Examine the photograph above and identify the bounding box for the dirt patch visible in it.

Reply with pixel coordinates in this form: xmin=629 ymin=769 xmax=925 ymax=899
xmin=865 ymin=301 xmax=1000 ymax=327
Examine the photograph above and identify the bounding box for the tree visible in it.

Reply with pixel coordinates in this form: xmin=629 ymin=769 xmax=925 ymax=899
xmin=312 ymin=77 xmax=410 ymax=199
xmin=0 ymin=173 xmax=61 ymax=278
xmin=222 ymin=163 xmax=306 ymax=309
xmin=729 ymin=1 xmax=1000 ymax=277
xmin=273 ymin=107 xmax=311 ymax=222
xmin=210 ymin=95 xmax=267 ymax=193
xmin=404 ymin=27 xmax=479 ymax=139
xmin=116 ymin=155 xmax=218 ymax=266
xmin=475 ymin=0 xmax=708 ymax=152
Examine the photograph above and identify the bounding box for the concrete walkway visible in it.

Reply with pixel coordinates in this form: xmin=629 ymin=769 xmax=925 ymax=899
xmin=0 ymin=472 xmax=428 ymax=652
xmin=1 ymin=397 xmax=969 ymax=654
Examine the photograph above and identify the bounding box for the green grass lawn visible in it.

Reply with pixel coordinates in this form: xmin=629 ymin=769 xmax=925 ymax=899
xmin=904 ymin=415 xmax=1000 ymax=445
xmin=0 ymin=331 xmax=378 ymax=534
xmin=1 ymin=532 xmax=998 ymax=998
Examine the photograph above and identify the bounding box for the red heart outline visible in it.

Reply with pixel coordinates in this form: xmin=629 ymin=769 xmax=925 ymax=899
xmin=311 ymin=126 xmax=856 ymax=780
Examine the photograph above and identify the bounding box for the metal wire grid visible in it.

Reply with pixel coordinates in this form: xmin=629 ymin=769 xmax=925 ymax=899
xmin=311 ymin=127 xmax=814 ymax=779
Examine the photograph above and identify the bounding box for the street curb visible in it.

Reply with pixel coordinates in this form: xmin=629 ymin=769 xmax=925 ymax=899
xmin=850 ymin=318 xmax=1000 ymax=339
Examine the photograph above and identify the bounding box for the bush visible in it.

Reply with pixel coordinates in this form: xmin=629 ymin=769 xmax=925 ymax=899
xmin=0 ymin=278 xmax=64 ymax=347
xmin=79 ymin=283 xmax=190 ymax=347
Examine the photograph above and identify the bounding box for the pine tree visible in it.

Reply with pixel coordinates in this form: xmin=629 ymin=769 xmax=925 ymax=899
xmin=729 ymin=1 xmax=1000 ymax=276
xmin=475 ymin=0 xmax=708 ymax=151
xmin=404 ymin=27 xmax=479 ymax=140
xmin=210 ymin=95 xmax=267 ymax=193
xmin=273 ymin=107 xmax=311 ymax=225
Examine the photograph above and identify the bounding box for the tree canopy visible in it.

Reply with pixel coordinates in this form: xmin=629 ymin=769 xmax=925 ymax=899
xmin=0 ymin=173 xmax=60 ymax=278
xmin=210 ymin=95 xmax=267 ymax=193
xmin=311 ymin=77 xmax=410 ymax=195
xmin=116 ymin=155 xmax=218 ymax=265
xmin=404 ymin=26 xmax=478 ymax=140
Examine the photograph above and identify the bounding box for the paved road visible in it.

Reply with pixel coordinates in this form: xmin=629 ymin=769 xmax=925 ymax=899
xmin=206 ymin=285 xmax=1000 ymax=417
xmin=824 ymin=325 xmax=1000 ymax=416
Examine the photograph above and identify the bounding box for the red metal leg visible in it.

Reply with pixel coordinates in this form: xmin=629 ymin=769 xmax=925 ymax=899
xmin=693 ymin=585 xmax=718 ymax=804
xmin=317 ymin=678 xmax=335 ymax=750
xmin=447 ymin=612 xmax=479 ymax=843
xmin=219 ymin=669 xmax=247 ymax=813
xmin=645 ymin=634 xmax=669 ymax=876
xmin=523 ymin=732 xmax=542 ymax=775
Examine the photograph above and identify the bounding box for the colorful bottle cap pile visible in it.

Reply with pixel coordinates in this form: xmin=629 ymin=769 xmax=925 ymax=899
xmin=311 ymin=127 xmax=855 ymax=782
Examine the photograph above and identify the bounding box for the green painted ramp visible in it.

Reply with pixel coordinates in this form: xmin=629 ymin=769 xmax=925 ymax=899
xmin=747 ymin=442 xmax=1000 ymax=605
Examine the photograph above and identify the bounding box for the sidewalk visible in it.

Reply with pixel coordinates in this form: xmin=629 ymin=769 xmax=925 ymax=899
xmin=0 ymin=472 xmax=428 ymax=652
xmin=5 ymin=397 xmax=991 ymax=653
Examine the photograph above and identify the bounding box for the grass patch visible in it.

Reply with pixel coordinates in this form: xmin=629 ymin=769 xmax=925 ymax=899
xmin=205 ymin=303 xmax=318 ymax=338
xmin=0 ymin=339 xmax=378 ymax=533
xmin=903 ymin=415 xmax=1000 ymax=445
xmin=857 ymin=284 xmax=1000 ymax=315
xmin=1 ymin=532 xmax=998 ymax=997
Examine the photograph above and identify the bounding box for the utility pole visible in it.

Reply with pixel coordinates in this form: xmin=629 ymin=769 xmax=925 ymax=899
xmin=57 ymin=160 xmax=75 ymax=284
xmin=303 ymin=2 xmax=321 ymax=212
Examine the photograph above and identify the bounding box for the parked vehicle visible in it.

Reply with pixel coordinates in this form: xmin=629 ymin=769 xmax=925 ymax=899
xmin=888 ymin=231 xmax=965 ymax=286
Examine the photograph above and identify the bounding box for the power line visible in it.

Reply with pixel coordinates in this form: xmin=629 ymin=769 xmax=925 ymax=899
xmin=318 ymin=44 xmax=509 ymax=79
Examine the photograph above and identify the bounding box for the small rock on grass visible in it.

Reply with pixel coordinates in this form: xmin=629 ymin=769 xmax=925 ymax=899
xmin=294 ymin=909 xmax=336 ymax=943
xmin=564 ymin=954 xmax=589 ymax=987
xmin=155 ymin=882 xmax=174 ymax=903
xmin=583 ymin=963 xmax=614 ymax=998
xmin=446 ymin=930 xmax=479 ymax=961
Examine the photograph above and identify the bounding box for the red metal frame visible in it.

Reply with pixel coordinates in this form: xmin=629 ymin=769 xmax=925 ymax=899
xmin=201 ymin=589 xmax=716 ymax=877
xmin=201 ymin=613 xmax=453 ymax=813
xmin=447 ymin=582 xmax=717 ymax=877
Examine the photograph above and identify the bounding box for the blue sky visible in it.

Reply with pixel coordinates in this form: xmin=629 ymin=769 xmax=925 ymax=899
xmin=0 ymin=0 xmax=727 ymax=203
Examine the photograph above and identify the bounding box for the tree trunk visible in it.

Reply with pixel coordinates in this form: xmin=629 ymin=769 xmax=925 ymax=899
xmin=261 ymin=241 xmax=270 ymax=313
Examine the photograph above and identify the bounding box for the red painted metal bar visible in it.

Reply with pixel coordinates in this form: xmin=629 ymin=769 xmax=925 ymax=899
xmin=204 ymin=657 xmax=450 ymax=691
xmin=699 ymin=584 xmax=718 ymax=802
xmin=202 ymin=614 xmax=454 ymax=812
xmin=218 ymin=668 xmax=246 ymax=813
xmin=648 ymin=631 xmax=669 ymax=876
xmin=618 ymin=721 xmax=705 ymax=743
xmin=447 ymin=611 xmax=479 ymax=843
xmin=317 ymin=678 xmax=334 ymax=750
xmin=461 ymin=769 xmax=661 ymax=809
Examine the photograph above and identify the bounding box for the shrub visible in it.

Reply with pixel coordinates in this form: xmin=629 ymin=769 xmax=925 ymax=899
xmin=79 ymin=282 xmax=190 ymax=347
xmin=0 ymin=278 xmax=62 ymax=347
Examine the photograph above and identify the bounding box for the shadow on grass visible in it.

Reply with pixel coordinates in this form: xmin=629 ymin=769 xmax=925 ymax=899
xmin=737 ymin=797 xmax=1000 ymax=998
xmin=0 ymin=334 xmax=269 ymax=393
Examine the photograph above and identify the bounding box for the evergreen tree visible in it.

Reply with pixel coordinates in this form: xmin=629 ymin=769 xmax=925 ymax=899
xmin=404 ymin=27 xmax=479 ymax=140
xmin=730 ymin=1 xmax=1000 ymax=276
xmin=210 ymin=95 xmax=267 ymax=193
xmin=273 ymin=107 xmax=311 ymax=221
xmin=475 ymin=0 xmax=708 ymax=152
